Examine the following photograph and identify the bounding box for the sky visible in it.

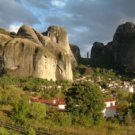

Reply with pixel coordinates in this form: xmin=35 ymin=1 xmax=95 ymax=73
xmin=0 ymin=0 xmax=135 ymax=57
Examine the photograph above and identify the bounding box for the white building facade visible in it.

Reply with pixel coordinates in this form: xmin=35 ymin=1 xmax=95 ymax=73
xmin=103 ymin=98 xmax=117 ymax=117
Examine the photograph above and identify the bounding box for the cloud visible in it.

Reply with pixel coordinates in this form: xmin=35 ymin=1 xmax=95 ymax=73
xmin=51 ymin=0 xmax=68 ymax=8
xmin=0 ymin=0 xmax=39 ymax=28
xmin=8 ymin=24 xmax=21 ymax=33
xmin=64 ymin=0 xmax=135 ymax=56
xmin=1 ymin=0 xmax=135 ymax=57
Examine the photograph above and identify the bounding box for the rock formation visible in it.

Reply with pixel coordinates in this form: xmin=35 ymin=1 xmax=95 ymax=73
xmin=90 ymin=22 xmax=135 ymax=72
xmin=70 ymin=44 xmax=81 ymax=63
xmin=0 ymin=24 xmax=76 ymax=81
xmin=90 ymin=41 xmax=114 ymax=68
xmin=91 ymin=42 xmax=105 ymax=59
xmin=113 ymin=22 xmax=135 ymax=71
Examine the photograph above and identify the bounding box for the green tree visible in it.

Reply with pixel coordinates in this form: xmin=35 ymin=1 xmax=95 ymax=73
xmin=12 ymin=96 xmax=30 ymax=123
xmin=0 ymin=85 xmax=23 ymax=105
xmin=116 ymin=89 xmax=132 ymax=118
xmin=65 ymin=82 xmax=105 ymax=124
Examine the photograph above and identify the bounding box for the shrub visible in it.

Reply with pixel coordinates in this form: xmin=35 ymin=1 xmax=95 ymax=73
xmin=29 ymin=103 xmax=46 ymax=121
xmin=58 ymin=112 xmax=72 ymax=127
xmin=0 ymin=85 xmax=23 ymax=105
xmin=24 ymin=127 xmax=36 ymax=135
xmin=12 ymin=96 xmax=30 ymax=124
xmin=0 ymin=127 xmax=9 ymax=135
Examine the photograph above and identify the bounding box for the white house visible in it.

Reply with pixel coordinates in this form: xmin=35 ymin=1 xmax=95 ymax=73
xmin=30 ymin=97 xmax=66 ymax=110
xmin=128 ymin=85 xmax=134 ymax=93
xmin=103 ymin=98 xmax=117 ymax=117
xmin=58 ymin=104 xmax=66 ymax=110
xmin=30 ymin=96 xmax=118 ymax=117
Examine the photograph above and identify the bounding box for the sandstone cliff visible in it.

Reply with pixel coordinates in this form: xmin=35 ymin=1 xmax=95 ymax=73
xmin=0 ymin=25 xmax=76 ymax=81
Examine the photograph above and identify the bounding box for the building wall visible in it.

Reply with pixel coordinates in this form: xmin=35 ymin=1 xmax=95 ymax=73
xmin=105 ymin=101 xmax=116 ymax=107
xmin=103 ymin=108 xmax=116 ymax=117
xmin=58 ymin=104 xmax=66 ymax=110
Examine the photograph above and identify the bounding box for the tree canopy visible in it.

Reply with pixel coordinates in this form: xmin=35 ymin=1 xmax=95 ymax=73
xmin=65 ymin=82 xmax=105 ymax=116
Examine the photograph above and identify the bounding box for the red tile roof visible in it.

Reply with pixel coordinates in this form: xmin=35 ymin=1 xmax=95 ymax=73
xmin=104 ymin=98 xmax=116 ymax=102
xmin=30 ymin=97 xmax=65 ymax=105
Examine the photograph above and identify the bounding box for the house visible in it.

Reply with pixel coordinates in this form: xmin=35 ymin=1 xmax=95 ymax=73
xmin=128 ymin=85 xmax=134 ymax=93
xmin=30 ymin=97 xmax=66 ymax=110
xmin=30 ymin=97 xmax=118 ymax=117
xmin=102 ymin=98 xmax=118 ymax=117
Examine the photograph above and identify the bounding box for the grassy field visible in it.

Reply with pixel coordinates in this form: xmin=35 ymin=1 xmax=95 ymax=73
xmin=0 ymin=124 xmax=134 ymax=135
xmin=0 ymin=75 xmax=135 ymax=135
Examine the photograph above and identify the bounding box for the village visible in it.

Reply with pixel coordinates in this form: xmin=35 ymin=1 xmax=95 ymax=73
xmin=74 ymin=75 xmax=135 ymax=93
xmin=29 ymin=74 xmax=135 ymax=118
xmin=0 ymin=70 xmax=134 ymax=134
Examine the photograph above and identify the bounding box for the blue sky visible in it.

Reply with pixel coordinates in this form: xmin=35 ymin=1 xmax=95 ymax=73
xmin=1 ymin=0 xmax=135 ymax=57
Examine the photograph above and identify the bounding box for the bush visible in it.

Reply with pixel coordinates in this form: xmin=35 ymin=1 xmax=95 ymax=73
xmin=29 ymin=103 xmax=46 ymax=121
xmin=24 ymin=127 xmax=36 ymax=135
xmin=0 ymin=127 xmax=9 ymax=135
xmin=12 ymin=96 xmax=30 ymax=124
xmin=0 ymin=85 xmax=23 ymax=105
xmin=74 ymin=115 xmax=94 ymax=127
xmin=58 ymin=112 xmax=72 ymax=127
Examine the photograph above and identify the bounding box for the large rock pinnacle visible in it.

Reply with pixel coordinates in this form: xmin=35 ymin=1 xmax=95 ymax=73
xmin=113 ymin=22 xmax=135 ymax=71
xmin=0 ymin=24 xmax=76 ymax=81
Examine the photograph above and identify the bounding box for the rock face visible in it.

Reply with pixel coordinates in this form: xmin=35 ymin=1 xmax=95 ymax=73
xmin=70 ymin=44 xmax=81 ymax=63
xmin=90 ymin=22 xmax=135 ymax=71
xmin=45 ymin=26 xmax=70 ymax=53
xmin=91 ymin=42 xmax=104 ymax=59
xmin=0 ymin=25 xmax=75 ymax=81
xmin=113 ymin=22 xmax=135 ymax=71
xmin=90 ymin=41 xmax=114 ymax=68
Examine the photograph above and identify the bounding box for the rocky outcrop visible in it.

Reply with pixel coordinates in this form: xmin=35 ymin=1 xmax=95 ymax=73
xmin=113 ymin=22 xmax=135 ymax=71
xmin=90 ymin=22 xmax=135 ymax=71
xmin=91 ymin=42 xmax=104 ymax=59
xmin=45 ymin=26 xmax=70 ymax=53
xmin=17 ymin=25 xmax=45 ymax=45
xmin=90 ymin=41 xmax=114 ymax=68
xmin=0 ymin=25 xmax=75 ymax=81
xmin=70 ymin=44 xmax=81 ymax=63
xmin=0 ymin=34 xmax=12 ymax=74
